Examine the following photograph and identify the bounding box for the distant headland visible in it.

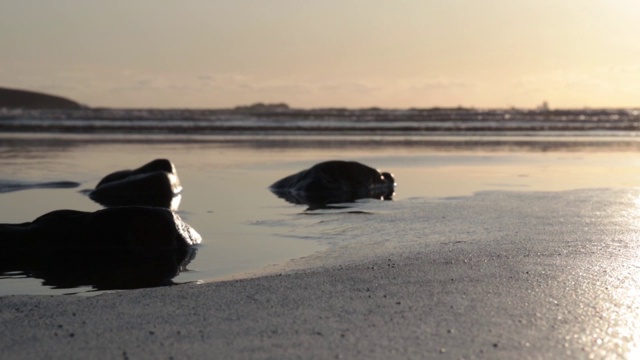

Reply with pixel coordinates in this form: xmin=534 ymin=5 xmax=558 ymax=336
xmin=0 ymin=87 xmax=83 ymax=109
xmin=234 ymin=102 xmax=290 ymax=111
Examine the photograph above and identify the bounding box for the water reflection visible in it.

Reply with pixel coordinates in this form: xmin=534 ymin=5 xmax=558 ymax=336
xmin=271 ymin=188 xmax=395 ymax=210
xmin=269 ymin=160 xmax=395 ymax=210
xmin=612 ymin=194 xmax=640 ymax=357
xmin=0 ymin=247 xmax=197 ymax=291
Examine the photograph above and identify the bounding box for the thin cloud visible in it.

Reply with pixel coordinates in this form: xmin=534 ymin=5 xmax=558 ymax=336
xmin=409 ymin=79 xmax=473 ymax=91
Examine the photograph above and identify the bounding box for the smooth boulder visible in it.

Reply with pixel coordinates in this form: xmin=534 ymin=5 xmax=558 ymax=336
xmin=89 ymin=159 xmax=182 ymax=209
xmin=270 ymin=160 xmax=395 ymax=208
xmin=0 ymin=206 xmax=201 ymax=256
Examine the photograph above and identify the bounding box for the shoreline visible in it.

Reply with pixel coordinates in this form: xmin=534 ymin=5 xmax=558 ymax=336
xmin=2 ymin=189 xmax=639 ymax=358
xmin=3 ymin=138 xmax=640 ymax=296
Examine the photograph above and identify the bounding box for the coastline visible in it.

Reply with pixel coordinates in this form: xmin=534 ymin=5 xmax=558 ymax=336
xmin=1 ymin=188 xmax=639 ymax=359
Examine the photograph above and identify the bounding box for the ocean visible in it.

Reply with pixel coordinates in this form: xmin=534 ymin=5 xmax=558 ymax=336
xmin=2 ymin=107 xmax=640 ymax=137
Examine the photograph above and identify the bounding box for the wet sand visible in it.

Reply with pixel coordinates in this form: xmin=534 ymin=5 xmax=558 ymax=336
xmin=1 ymin=188 xmax=640 ymax=359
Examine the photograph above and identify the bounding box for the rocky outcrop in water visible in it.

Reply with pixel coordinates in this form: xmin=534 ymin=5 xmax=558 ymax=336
xmin=270 ymin=160 xmax=396 ymax=209
xmin=89 ymin=159 xmax=182 ymax=210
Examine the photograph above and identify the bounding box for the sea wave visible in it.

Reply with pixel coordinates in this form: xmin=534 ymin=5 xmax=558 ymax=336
xmin=1 ymin=107 xmax=640 ymax=137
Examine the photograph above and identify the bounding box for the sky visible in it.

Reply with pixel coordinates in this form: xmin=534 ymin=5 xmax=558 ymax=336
xmin=1 ymin=0 xmax=639 ymax=109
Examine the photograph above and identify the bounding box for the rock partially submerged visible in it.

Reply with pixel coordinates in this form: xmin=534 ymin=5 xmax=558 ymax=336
xmin=89 ymin=159 xmax=182 ymax=210
xmin=270 ymin=160 xmax=395 ymax=209
xmin=0 ymin=206 xmax=201 ymax=256
xmin=0 ymin=206 xmax=200 ymax=290
xmin=0 ymin=159 xmax=201 ymax=290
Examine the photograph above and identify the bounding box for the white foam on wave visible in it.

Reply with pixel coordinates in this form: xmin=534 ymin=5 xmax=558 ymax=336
xmin=3 ymin=108 xmax=640 ymax=136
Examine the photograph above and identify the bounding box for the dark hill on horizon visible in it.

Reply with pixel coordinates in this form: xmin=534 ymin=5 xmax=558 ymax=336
xmin=0 ymin=87 xmax=83 ymax=109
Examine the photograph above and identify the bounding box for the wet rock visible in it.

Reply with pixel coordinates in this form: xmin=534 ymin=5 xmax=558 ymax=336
xmin=89 ymin=159 xmax=181 ymax=210
xmin=269 ymin=160 xmax=395 ymax=209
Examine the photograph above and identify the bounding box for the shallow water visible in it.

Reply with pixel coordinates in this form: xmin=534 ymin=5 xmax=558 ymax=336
xmin=1 ymin=135 xmax=640 ymax=295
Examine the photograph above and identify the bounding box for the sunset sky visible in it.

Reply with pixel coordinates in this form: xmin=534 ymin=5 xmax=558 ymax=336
xmin=1 ymin=1 xmax=639 ymax=109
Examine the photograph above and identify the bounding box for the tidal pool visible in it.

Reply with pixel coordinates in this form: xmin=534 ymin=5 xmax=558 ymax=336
xmin=2 ymin=135 xmax=640 ymax=295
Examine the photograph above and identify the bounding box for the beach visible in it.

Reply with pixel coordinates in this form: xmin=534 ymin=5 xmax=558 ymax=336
xmin=2 ymin=188 xmax=640 ymax=359
xmin=1 ymin=134 xmax=640 ymax=358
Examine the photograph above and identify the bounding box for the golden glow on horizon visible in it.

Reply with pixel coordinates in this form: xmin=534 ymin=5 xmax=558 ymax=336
xmin=1 ymin=1 xmax=639 ymax=108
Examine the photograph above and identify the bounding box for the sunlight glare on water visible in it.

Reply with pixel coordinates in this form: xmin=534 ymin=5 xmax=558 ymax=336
xmin=616 ymin=194 xmax=640 ymax=358
xmin=574 ymin=192 xmax=640 ymax=358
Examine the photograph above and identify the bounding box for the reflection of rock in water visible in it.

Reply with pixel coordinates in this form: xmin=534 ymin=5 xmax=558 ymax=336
xmin=0 ymin=206 xmax=201 ymax=291
xmin=270 ymin=160 xmax=395 ymax=210
xmin=0 ymin=246 xmax=198 ymax=291
xmin=89 ymin=159 xmax=182 ymax=210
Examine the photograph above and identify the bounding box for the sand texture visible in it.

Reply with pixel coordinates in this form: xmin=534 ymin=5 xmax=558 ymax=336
xmin=1 ymin=189 xmax=639 ymax=359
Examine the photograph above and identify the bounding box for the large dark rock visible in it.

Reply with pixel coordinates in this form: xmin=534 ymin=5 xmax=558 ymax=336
xmin=0 ymin=206 xmax=201 ymax=256
xmin=0 ymin=87 xmax=83 ymax=109
xmin=0 ymin=206 xmax=200 ymax=290
xmin=0 ymin=159 xmax=200 ymax=291
xmin=270 ymin=160 xmax=395 ymax=209
xmin=89 ymin=159 xmax=182 ymax=210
